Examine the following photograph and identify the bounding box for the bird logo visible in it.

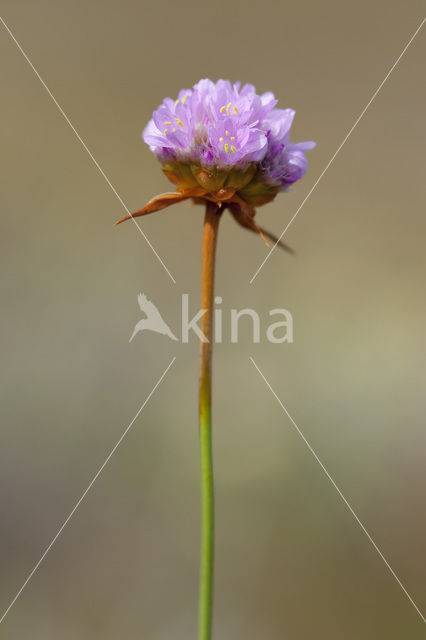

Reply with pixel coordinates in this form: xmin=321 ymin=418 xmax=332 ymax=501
xmin=129 ymin=293 xmax=179 ymax=342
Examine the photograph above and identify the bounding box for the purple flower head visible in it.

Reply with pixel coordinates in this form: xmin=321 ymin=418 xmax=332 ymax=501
xmin=143 ymin=79 xmax=315 ymax=202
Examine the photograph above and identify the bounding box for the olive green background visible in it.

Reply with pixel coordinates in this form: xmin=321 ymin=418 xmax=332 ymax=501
xmin=0 ymin=1 xmax=425 ymax=638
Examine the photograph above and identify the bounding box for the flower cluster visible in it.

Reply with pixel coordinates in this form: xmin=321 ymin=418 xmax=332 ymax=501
xmin=143 ymin=79 xmax=315 ymax=200
xmin=116 ymin=79 xmax=315 ymax=252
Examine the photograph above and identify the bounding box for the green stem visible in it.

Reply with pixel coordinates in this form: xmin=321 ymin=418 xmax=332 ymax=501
xmin=198 ymin=201 xmax=221 ymax=640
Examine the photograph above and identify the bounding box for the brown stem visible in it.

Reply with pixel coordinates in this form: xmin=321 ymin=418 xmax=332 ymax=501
xmin=200 ymin=201 xmax=221 ymax=388
xmin=198 ymin=200 xmax=221 ymax=640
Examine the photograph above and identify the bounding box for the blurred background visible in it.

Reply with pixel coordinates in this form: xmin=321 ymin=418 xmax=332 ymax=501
xmin=0 ymin=1 xmax=425 ymax=638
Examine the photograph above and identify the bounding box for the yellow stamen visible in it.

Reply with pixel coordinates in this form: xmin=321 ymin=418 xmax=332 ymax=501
xmin=174 ymin=117 xmax=184 ymax=127
xmin=181 ymin=95 xmax=187 ymax=103
xmin=225 ymin=130 xmax=229 ymax=136
xmin=219 ymin=137 xmax=224 ymax=142
xmin=164 ymin=128 xmax=168 ymax=134
xmin=224 ymin=143 xmax=229 ymax=153
xmin=230 ymin=145 xmax=237 ymax=152
xmin=165 ymin=121 xmax=172 ymax=125
xmin=233 ymin=106 xmax=238 ymax=114
xmin=220 ymin=105 xmax=227 ymax=113
xmin=175 ymin=99 xmax=179 ymax=105
xmin=230 ymin=136 xmax=235 ymax=140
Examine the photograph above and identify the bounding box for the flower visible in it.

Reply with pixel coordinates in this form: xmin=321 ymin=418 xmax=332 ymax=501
xmin=116 ymin=79 xmax=315 ymax=252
